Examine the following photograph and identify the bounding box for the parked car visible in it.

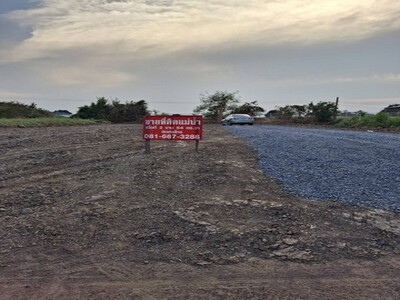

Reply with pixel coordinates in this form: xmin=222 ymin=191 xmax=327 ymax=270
xmin=221 ymin=114 xmax=254 ymax=125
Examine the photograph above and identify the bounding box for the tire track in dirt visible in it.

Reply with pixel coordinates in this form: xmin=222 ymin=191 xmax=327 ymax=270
xmin=1 ymin=258 xmax=400 ymax=299
xmin=0 ymin=151 xmax=140 ymax=189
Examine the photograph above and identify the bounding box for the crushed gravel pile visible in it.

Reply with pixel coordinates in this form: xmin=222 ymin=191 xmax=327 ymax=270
xmin=226 ymin=125 xmax=400 ymax=212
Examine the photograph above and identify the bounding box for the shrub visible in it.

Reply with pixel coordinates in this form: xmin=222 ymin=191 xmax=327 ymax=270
xmin=373 ymin=112 xmax=389 ymax=126
xmin=337 ymin=113 xmax=400 ymax=129
xmin=75 ymin=97 xmax=150 ymax=123
xmin=0 ymin=101 xmax=52 ymax=118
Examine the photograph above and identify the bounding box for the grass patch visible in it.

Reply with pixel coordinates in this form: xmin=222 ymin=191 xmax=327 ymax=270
xmin=0 ymin=117 xmax=106 ymax=127
xmin=337 ymin=113 xmax=400 ymax=129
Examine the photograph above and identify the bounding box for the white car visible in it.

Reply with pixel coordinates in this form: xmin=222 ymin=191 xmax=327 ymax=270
xmin=221 ymin=114 xmax=254 ymax=125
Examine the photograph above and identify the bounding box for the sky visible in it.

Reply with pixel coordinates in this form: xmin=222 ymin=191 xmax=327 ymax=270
xmin=0 ymin=0 xmax=399 ymax=114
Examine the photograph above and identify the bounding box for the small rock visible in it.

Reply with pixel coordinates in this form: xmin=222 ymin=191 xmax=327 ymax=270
xmin=291 ymin=251 xmax=313 ymax=260
xmin=196 ymin=261 xmax=212 ymax=266
xmin=272 ymin=246 xmax=294 ymax=257
xmin=336 ymin=242 xmax=347 ymax=249
xmin=256 ymin=244 xmax=269 ymax=251
xmin=268 ymin=242 xmax=282 ymax=250
xmin=90 ymin=195 xmax=105 ymax=201
xmin=283 ymin=238 xmax=299 ymax=245
xmin=21 ymin=208 xmax=33 ymax=215
xmin=226 ymin=256 xmax=241 ymax=263
xmin=42 ymin=199 xmax=52 ymax=205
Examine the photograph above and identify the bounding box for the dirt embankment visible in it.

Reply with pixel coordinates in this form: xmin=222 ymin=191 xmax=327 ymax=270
xmin=0 ymin=124 xmax=399 ymax=299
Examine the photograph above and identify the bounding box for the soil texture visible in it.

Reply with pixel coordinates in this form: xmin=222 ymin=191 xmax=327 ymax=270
xmin=1 ymin=124 xmax=399 ymax=299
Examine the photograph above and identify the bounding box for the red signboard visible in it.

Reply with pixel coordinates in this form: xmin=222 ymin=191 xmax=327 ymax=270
xmin=143 ymin=115 xmax=203 ymax=140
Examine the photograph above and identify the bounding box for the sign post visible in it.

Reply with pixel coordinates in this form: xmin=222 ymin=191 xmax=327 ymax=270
xmin=144 ymin=139 xmax=151 ymax=154
xmin=143 ymin=115 xmax=203 ymax=153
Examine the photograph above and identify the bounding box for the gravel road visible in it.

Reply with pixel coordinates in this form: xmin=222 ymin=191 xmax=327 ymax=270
xmin=226 ymin=125 xmax=400 ymax=212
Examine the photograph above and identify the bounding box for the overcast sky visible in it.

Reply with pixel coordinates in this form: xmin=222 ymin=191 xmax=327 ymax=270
xmin=0 ymin=0 xmax=399 ymax=114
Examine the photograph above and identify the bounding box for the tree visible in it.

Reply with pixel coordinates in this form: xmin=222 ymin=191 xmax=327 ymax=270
xmin=75 ymin=97 xmax=149 ymax=123
xmin=291 ymin=105 xmax=307 ymax=118
xmin=75 ymin=97 xmax=111 ymax=120
xmin=308 ymin=101 xmax=338 ymax=123
xmin=231 ymin=101 xmax=264 ymax=116
xmin=194 ymin=91 xmax=239 ymax=122
xmin=276 ymin=101 xmax=338 ymax=123
xmin=277 ymin=104 xmax=307 ymax=119
xmin=355 ymin=110 xmax=367 ymax=117
xmin=277 ymin=105 xmax=296 ymax=119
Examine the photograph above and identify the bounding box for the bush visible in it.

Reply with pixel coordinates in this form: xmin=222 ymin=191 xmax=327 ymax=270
xmin=337 ymin=113 xmax=400 ymax=129
xmin=308 ymin=101 xmax=338 ymax=123
xmin=277 ymin=101 xmax=338 ymax=123
xmin=373 ymin=112 xmax=389 ymax=126
xmin=0 ymin=101 xmax=52 ymax=118
xmin=75 ymin=97 xmax=150 ymax=123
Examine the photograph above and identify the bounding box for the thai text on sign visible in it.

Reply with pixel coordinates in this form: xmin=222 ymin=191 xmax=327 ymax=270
xmin=143 ymin=115 xmax=203 ymax=140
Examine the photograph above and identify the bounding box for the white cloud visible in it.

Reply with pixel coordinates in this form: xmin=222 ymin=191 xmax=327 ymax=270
xmin=3 ymin=0 xmax=400 ymax=64
xmin=45 ymin=67 xmax=134 ymax=88
xmin=1 ymin=0 xmax=399 ymax=93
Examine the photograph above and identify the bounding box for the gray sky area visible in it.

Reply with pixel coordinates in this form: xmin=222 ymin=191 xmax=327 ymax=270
xmin=0 ymin=0 xmax=399 ymax=114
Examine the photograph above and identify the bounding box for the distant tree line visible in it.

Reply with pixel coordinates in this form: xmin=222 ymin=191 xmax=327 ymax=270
xmin=74 ymin=97 xmax=150 ymax=123
xmin=276 ymin=101 xmax=339 ymax=123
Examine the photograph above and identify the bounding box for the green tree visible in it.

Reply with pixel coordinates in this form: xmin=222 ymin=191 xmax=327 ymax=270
xmin=292 ymin=105 xmax=307 ymax=118
xmin=75 ymin=97 xmax=111 ymax=120
xmin=373 ymin=112 xmax=389 ymax=126
xmin=308 ymin=101 xmax=338 ymax=123
xmin=194 ymin=91 xmax=240 ymax=122
xmin=75 ymin=97 xmax=149 ymax=123
xmin=277 ymin=104 xmax=307 ymax=119
xmin=231 ymin=101 xmax=264 ymax=116
xmin=277 ymin=105 xmax=296 ymax=119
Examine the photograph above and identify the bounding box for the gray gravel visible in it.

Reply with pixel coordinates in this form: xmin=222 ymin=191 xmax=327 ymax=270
xmin=225 ymin=125 xmax=400 ymax=212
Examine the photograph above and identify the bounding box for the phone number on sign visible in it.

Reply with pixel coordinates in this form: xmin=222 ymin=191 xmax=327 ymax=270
xmin=143 ymin=134 xmax=201 ymax=140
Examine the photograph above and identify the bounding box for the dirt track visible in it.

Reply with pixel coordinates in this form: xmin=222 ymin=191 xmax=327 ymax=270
xmin=1 ymin=124 xmax=399 ymax=299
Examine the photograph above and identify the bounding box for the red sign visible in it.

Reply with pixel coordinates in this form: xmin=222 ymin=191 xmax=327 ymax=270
xmin=143 ymin=115 xmax=203 ymax=140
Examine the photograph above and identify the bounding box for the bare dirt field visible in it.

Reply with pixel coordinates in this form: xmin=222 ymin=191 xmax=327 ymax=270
xmin=1 ymin=124 xmax=400 ymax=299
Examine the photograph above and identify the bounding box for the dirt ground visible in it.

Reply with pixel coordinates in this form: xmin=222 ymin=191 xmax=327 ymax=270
xmin=1 ymin=124 xmax=399 ymax=299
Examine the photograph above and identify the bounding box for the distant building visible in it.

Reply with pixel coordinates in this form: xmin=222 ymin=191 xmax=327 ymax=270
xmin=52 ymin=110 xmax=73 ymax=117
xmin=339 ymin=110 xmax=357 ymax=117
xmin=381 ymin=104 xmax=400 ymax=116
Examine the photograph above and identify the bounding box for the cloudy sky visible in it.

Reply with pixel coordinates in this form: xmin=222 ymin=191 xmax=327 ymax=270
xmin=0 ymin=0 xmax=399 ymax=114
